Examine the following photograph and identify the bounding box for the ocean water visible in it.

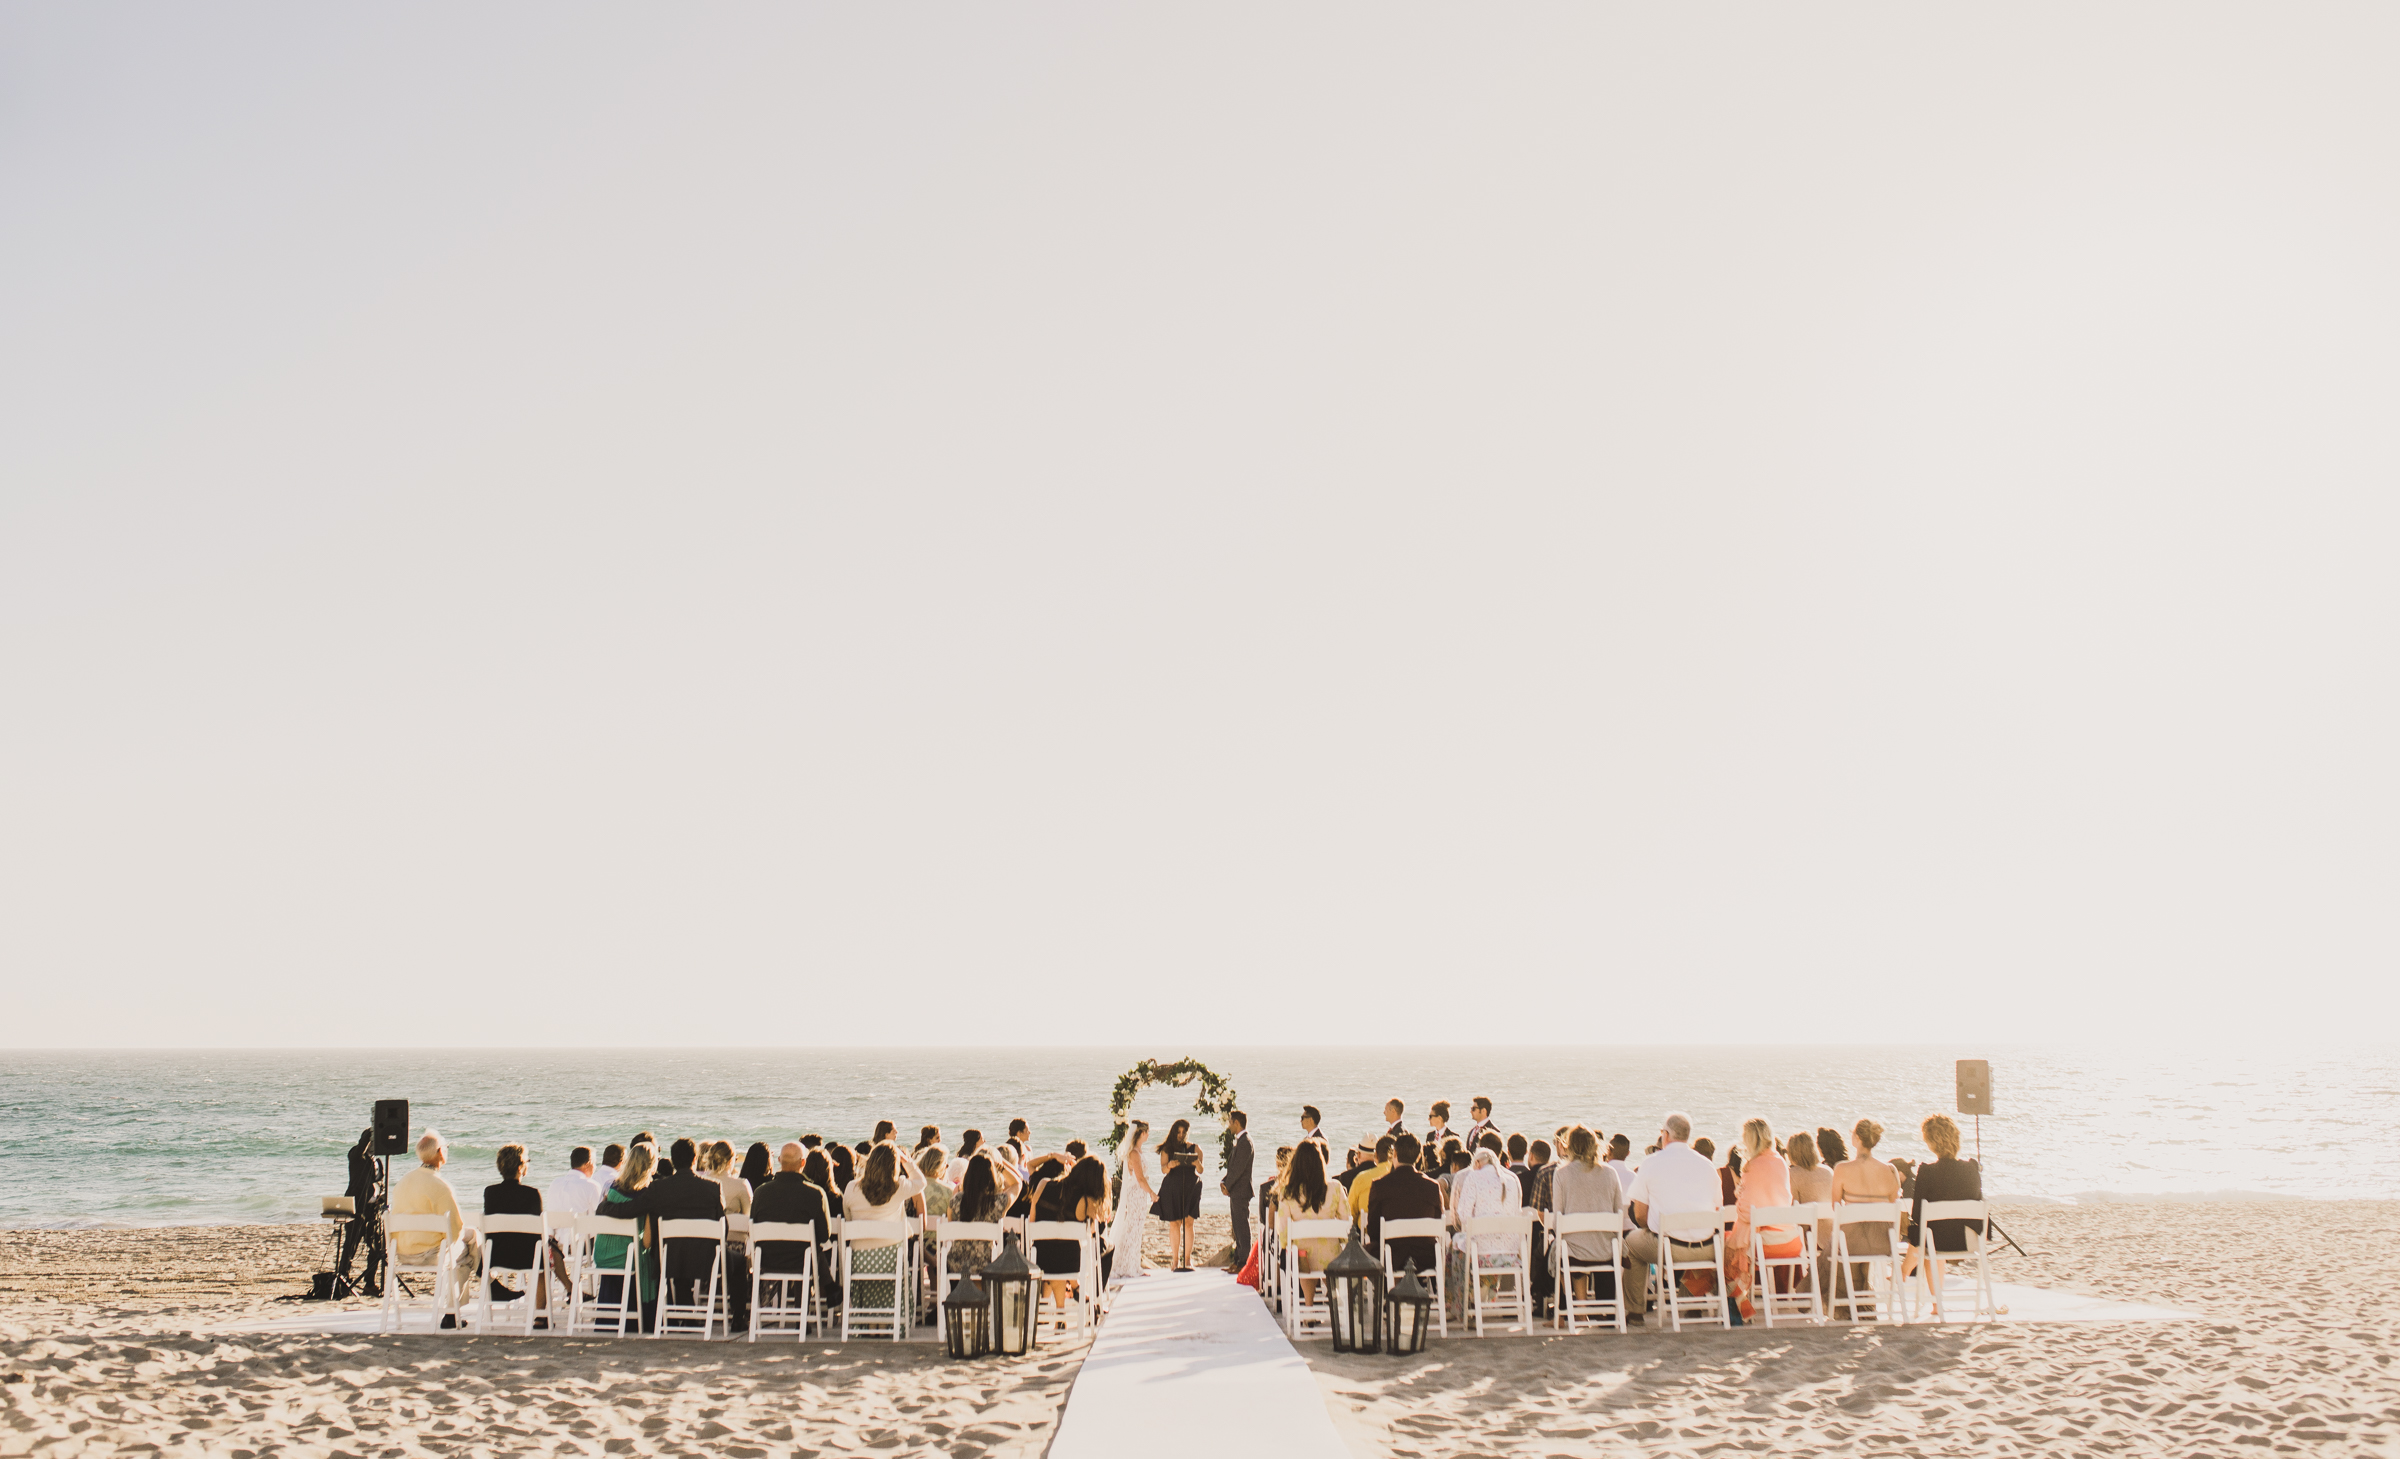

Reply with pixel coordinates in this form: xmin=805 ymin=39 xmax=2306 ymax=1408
xmin=1 ymin=1045 xmax=2394 ymax=1230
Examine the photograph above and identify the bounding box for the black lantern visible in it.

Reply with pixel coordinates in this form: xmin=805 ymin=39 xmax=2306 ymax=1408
xmin=981 ymin=1234 xmax=1037 ymax=1357
xmin=1386 ymin=1261 xmax=1433 ymax=1356
xmin=1325 ymin=1232 xmax=1386 ymax=1354
xmin=943 ymin=1271 xmax=992 ymax=1359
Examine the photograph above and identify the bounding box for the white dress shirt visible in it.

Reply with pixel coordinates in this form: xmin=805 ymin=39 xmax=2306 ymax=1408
xmin=546 ymin=1169 xmax=604 ymax=1218
xmin=1623 ymin=1141 xmax=1723 ymax=1240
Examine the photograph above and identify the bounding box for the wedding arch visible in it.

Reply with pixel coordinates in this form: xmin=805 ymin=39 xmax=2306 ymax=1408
xmin=1105 ymin=1056 xmax=1241 ymax=1165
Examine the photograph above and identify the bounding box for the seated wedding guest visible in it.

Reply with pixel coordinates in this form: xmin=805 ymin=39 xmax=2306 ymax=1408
xmin=1606 ymin=1134 xmax=1636 ymax=1189
xmin=841 ymin=1143 xmax=929 ymax=1316
xmin=595 ymin=1143 xmax=625 ymax=1189
xmin=482 ymin=1144 xmax=546 ymax=1307
xmin=957 ymin=1129 xmax=985 ymax=1165
xmin=1277 ymin=1141 xmax=1349 ymax=1297
xmin=1438 ymin=1147 xmax=1473 ymax=1207
xmin=1787 ymin=1126 xmax=1834 ymax=1285
xmin=740 ymin=1142 xmax=772 ymax=1190
xmin=828 ymin=1142 xmax=856 ymax=1193
xmin=1728 ymin=1118 xmax=1797 ymax=1321
xmin=595 ymin=1143 xmax=660 ymax=1331
xmin=613 ymin=1138 xmax=727 ymax=1311
xmin=391 ymin=1131 xmax=476 ymax=1327
xmin=548 ymin=1147 xmax=603 ymax=1219
xmin=1622 ymin=1113 xmax=1722 ymax=1326
xmin=1691 ymin=1137 xmax=1737 ymax=1207
xmin=1348 ymin=1136 xmax=1398 ymax=1228
xmin=1506 ymin=1132 xmax=1532 ymax=1191
xmin=1815 ymin=1127 xmax=1850 ymax=1167
xmin=918 ymin=1146 xmax=954 ymax=1223
xmin=1906 ymin=1114 xmax=1984 ymax=1267
xmin=1474 ymin=1133 xmax=1522 ymax=1206
xmin=1553 ymin=1126 xmax=1623 ymax=1307
xmin=871 ymin=1120 xmax=897 ymax=1146
xmin=1336 ymin=1143 xmax=1374 ymax=1191
xmin=1830 ymin=1118 xmax=1902 ymax=1316
xmin=1013 ymin=1155 xmax=1067 ymax=1218
xmin=946 ymin=1154 xmax=1008 ymax=1278
xmin=801 ymin=1149 xmax=844 ymax=1218
xmin=1033 ymin=1154 xmax=1110 ymax=1303
xmin=1263 ymin=1146 xmax=1294 ymax=1233
xmin=1366 ymin=1134 xmax=1443 ymax=1274
xmin=917 ymin=1126 xmax=941 ymax=1157
xmin=700 ymin=1141 xmax=752 ymax=1327
xmin=1065 ymin=1139 xmax=1089 ymax=1160
xmin=1451 ymin=1146 xmax=1521 ymax=1312
xmin=800 ymin=1134 xmax=823 ymax=1151
xmin=753 ymin=1142 xmax=836 ymax=1307
xmin=1006 ymin=1118 xmax=1031 ymax=1153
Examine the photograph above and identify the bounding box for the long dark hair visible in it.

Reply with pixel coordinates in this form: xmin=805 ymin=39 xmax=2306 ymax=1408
xmin=1062 ymin=1155 xmax=1108 ymax=1210
xmin=829 ymin=1143 xmax=856 ymax=1189
xmin=861 ymin=1145 xmax=900 ymax=1207
xmin=803 ymin=1149 xmax=834 ymax=1191
xmin=1284 ymin=1140 xmax=1328 ymax=1211
xmin=740 ymin=1142 xmax=772 ymax=1186
xmin=1163 ymin=1118 xmax=1193 ymax=1150
xmin=960 ymin=1154 xmax=1001 ymax=1219
xmin=1815 ymin=1126 xmax=1850 ymax=1165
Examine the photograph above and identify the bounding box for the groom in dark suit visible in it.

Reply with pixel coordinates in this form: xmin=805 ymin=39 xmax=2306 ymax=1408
xmin=1219 ymin=1110 xmax=1254 ymax=1272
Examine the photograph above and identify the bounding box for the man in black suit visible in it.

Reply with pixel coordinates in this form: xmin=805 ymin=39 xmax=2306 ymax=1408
xmin=1366 ymin=1133 xmax=1444 ymax=1276
xmin=1219 ymin=1110 xmax=1254 ymax=1273
xmin=752 ymin=1141 xmax=836 ymax=1307
xmin=1383 ymin=1099 xmax=1407 ymax=1139
xmin=614 ymin=1137 xmax=726 ymax=1311
xmin=1463 ymin=1097 xmax=1496 ymax=1151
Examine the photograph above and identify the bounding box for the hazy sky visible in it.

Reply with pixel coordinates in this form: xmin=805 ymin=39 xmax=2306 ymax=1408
xmin=4 ymin=5 xmax=2394 ymax=1048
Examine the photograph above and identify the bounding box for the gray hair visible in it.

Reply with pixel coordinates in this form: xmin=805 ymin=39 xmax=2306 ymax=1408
xmin=416 ymin=1130 xmax=445 ymax=1163
xmin=1662 ymin=1112 xmax=1693 ymax=1143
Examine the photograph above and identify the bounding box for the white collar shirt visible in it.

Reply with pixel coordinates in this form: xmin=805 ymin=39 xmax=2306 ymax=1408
xmin=546 ymin=1170 xmax=603 ymax=1218
xmin=1623 ymin=1142 xmax=1722 ymax=1239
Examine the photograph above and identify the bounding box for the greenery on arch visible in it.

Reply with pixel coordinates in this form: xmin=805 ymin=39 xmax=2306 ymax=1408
xmin=1105 ymin=1056 xmax=1241 ymax=1166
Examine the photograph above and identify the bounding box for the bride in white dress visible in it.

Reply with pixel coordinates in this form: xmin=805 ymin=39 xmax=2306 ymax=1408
xmin=1106 ymin=1121 xmax=1153 ymax=1288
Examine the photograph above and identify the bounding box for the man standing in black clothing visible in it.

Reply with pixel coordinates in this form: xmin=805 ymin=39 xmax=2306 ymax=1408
xmin=1220 ymin=1110 xmax=1254 ymax=1273
xmin=1383 ymin=1099 xmax=1407 ymax=1138
xmin=615 ymin=1137 xmax=727 ymax=1313
xmin=338 ymin=1127 xmax=384 ymax=1295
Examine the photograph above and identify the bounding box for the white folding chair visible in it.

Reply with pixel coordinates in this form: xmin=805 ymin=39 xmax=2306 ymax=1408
xmin=1747 ymin=1204 xmax=1822 ymax=1327
xmin=474 ymin=1214 xmax=550 ymax=1335
xmin=542 ymin=1208 xmax=585 ymax=1333
xmin=1457 ymin=1213 xmax=1533 ymax=1337
xmin=1550 ymin=1211 xmax=1626 ymax=1334
xmin=379 ymin=1214 xmax=459 ymax=1334
xmin=653 ymin=1219 xmax=727 ymax=1339
xmin=1827 ymin=1202 xmax=1905 ymax=1324
xmin=934 ymin=1221 xmax=1004 ymax=1346
xmin=1913 ymin=1200 xmax=1996 ymax=1322
xmin=839 ymin=1219 xmax=913 ymax=1340
xmin=1026 ymin=1220 xmax=1100 ymax=1341
xmin=748 ymin=1220 xmax=819 ymax=1342
xmin=1377 ymin=1218 xmax=1450 ymax=1338
xmin=1654 ymin=1208 xmax=1733 ymax=1332
xmin=574 ymin=1214 xmax=644 ymax=1335
xmin=1281 ymin=1219 xmax=1352 ymax=1339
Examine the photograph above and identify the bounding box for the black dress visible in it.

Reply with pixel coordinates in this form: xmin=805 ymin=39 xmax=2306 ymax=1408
xmin=1033 ymin=1184 xmax=1084 ymax=1276
xmin=1154 ymin=1144 xmax=1203 ymax=1223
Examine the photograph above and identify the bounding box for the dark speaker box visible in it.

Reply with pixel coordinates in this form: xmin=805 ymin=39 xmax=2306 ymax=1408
xmin=1956 ymin=1059 xmax=1992 ymax=1116
xmin=371 ymin=1099 xmax=411 ymax=1156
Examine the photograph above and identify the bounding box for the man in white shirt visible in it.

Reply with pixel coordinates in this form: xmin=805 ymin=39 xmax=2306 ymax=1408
xmin=1605 ymin=1133 xmax=1638 ymax=1196
xmin=547 ymin=1146 xmax=604 ymax=1218
xmin=594 ymin=1142 xmax=625 ymax=1191
xmin=1620 ymin=1113 xmax=1723 ymax=1326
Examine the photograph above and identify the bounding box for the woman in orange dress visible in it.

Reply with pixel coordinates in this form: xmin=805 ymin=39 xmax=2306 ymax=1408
xmin=1727 ymin=1118 xmax=1797 ymax=1322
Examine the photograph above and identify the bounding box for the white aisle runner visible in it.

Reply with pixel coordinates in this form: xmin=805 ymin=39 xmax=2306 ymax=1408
xmin=1047 ymin=1270 xmax=1350 ymax=1459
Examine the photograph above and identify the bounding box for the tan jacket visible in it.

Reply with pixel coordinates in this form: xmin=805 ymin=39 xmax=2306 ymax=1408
xmin=389 ymin=1164 xmax=464 ymax=1260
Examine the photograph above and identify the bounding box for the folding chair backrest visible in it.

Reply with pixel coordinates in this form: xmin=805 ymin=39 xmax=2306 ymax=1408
xmin=939 ymin=1221 xmax=1003 ymax=1244
xmin=481 ymin=1214 xmax=546 ymax=1238
xmin=1916 ymin=1201 xmax=1986 ymax=1247
xmin=660 ymin=1219 xmax=724 ymax=1242
xmin=725 ymin=1213 xmax=751 ymax=1244
xmin=1554 ymin=1211 xmax=1624 ymax=1236
xmin=1653 ymin=1209 xmax=1722 ymax=1245
xmin=750 ymin=1221 xmax=816 ymax=1245
xmin=1749 ymin=1205 xmax=1813 ymax=1242
xmin=840 ymin=1219 xmax=908 ymax=1243
xmin=1458 ymin=1214 xmax=1531 ymax=1238
xmin=1285 ymin=1219 xmax=1351 ymax=1242
xmin=579 ymin=1214 xmax=640 ymax=1239
xmin=1378 ymin=1217 xmax=1447 ymax=1242
xmin=386 ymin=1214 xmax=452 ymax=1235
xmin=1024 ymin=1221 xmax=1090 ymax=1244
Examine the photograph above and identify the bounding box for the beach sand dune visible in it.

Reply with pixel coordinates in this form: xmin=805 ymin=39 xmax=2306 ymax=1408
xmin=1305 ymin=1198 xmax=2400 ymax=1457
xmin=0 ymin=1224 xmax=1084 ymax=1458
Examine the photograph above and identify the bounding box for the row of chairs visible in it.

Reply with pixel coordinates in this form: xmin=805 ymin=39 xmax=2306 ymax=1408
xmin=1261 ymin=1200 xmax=1995 ymax=1339
xmin=378 ymin=1208 xmax=1114 ymax=1344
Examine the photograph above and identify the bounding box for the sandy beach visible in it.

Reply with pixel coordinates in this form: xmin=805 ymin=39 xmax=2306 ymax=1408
xmin=1306 ymin=1198 xmax=2400 ymax=1456
xmin=0 ymin=1224 xmax=1084 ymax=1458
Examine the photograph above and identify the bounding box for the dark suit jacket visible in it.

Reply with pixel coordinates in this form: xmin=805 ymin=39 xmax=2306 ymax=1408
xmin=1366 ymin=1169 xmax=1444 ymax=1274
xmin=750 ymin=1173 xmax=833 ymax=1273
xmin=614 ymin=1171 xmax=726 ymax=1282
xmin=1910 ymin=1157 xmax=1985 ymax=1252
xmin=1224 ymin=1132 xmax=1255 ymax=1196
xmin=481 ymin=1179 xmax=544 ymax=1271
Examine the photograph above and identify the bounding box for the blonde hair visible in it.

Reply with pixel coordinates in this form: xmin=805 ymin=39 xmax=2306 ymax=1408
xmin=618 ymin=1142 xmax=657 ymax=1191
xmin=1853 ymin=1119 xmax=1884 ymax=1153
xmin=1921 ymin=1114 xmax=1961 ymax=1159
xmin=697 ymin=1143 xmax=729 ymax=1175
xmin=1740 ymin=1118 xmax=1774 ymax=1161
xmin=918 ymin=1145 xmax=948 ymax=1180
xmin=1564 ymin=1125 xmax=1600 ymax=1169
